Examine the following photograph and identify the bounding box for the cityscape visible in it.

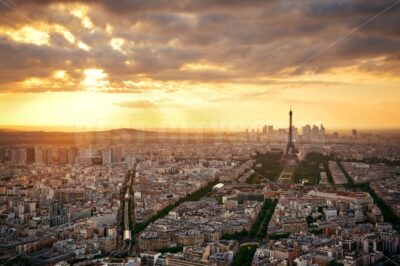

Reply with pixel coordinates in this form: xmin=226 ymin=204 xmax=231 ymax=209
xmin=1 ymin=109 xmax=400 ymax=265
xmin=1 ymin=1 xmax=400 ymax=266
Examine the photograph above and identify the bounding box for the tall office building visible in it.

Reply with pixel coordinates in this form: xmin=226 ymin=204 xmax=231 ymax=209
xmin=20 ymin=149 xmax=27 ymax=165
xmin=42 ymin=148 xmax=52 ymax=164
xmin=0 ymin=148 xmax=5 ymax=163
xmin=35 ymin=147 xmax=43 ymax=164
xmin=293 ymin=127 xmax=298 ymax=141
xmin=302 ymin=125 xmax=311 ymax=140
xmin=267 ymin=125 xmax=274 ymax=137
xmin=115 ymin=146 xmax=123 ymax=163
xmin=320 ymin=124 xmax=326 ymax=141
xmin=26 ymin=147 xmax=35 ymax=164
xmin=102 ymin=147 xmax=125 ymax=165
xmin=59 ymin=148 xmax=69 ymax=164
xmin=311 ymin=125 xmax=320 ymax=141
xmin=11 ymin=148 xmax=20 ymax=164
xmin=68 ymin=147 xmax=78 ymax=164
xmin=262 ymin=125 xmax=268 ymax=135
xmin=278 ymin=128 xmax=287 ymax=140
xmin=102 ymin=149 xmax=112 ymax=166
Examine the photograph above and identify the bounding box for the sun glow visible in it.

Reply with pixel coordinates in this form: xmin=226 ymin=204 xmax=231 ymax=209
xmin=181 ymin=62 xmax=230 ymax=71
xmin=110 ymin=38 xmax=125 ymax=53
xmin=4 ymin=26 xmax=49 ymax=45
xmin=82 ymin=69 xmax=109 ymax=92
xmin=78 ymin=41 xmax=91 ymax=51
xmin=53 ymin=70 xmax=67 ymax=79
xmin=70 ymin=5 xmax=94 ymax=29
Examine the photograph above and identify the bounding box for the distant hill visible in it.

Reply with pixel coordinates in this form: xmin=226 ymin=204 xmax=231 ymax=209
xmin=0 ymin=128 xmax=233 ymax=145
xmin=0 ymin=128 xmax=157 ymax=145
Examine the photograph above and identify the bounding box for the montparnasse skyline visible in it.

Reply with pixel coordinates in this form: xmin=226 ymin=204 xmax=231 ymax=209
xmin=0 ymin=1 xmax=400 ymax=130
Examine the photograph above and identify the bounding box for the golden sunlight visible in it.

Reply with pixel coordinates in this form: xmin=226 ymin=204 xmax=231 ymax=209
xmin=82 ymin=69 xmax=109 ymax=92
xmin=4 ymin=26 xmax=49 ymax=45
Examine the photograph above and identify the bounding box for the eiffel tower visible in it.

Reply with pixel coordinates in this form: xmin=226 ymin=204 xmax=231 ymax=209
xmin=282 ymin=107 xmax=298 ymax=166
xmin=286 ymin=108 xmax=296 ymax=155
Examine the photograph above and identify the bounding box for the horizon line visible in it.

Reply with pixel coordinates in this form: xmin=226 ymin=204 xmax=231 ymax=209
xmin=1 ymin=125 xmax=400 ymax=134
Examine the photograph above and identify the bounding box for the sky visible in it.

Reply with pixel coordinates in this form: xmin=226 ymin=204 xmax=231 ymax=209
xmin=0 ymin=0 xmax=400 ymax=131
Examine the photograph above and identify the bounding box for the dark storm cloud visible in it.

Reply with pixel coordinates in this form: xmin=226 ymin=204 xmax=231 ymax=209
xmin=335 ymin=36 xmax=400 ymax=58
xmin=0 ymin=37 xmax=83 ymax=82
xmin=98 ymin=0 xmax=277 ymax=14
xmin=0 ymin=0 xmax=399 ymax=93
xmin=301 ymin=0 xmax=399 ymax=18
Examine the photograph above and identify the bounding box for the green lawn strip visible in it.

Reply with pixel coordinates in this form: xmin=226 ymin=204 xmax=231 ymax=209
xmin=293 ymin=152 xmax=331 ymax=185
xmin=246 ymin=173 xmax=263 ymax=184
xmin=251 ymin=152 xmax=283 ymax=182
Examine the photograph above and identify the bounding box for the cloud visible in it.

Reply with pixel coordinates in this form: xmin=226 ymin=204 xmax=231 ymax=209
xmin=0 ymin=0 xmax=399 ymax=94
xmin=113 ymin=100 xmax=156 ymax=109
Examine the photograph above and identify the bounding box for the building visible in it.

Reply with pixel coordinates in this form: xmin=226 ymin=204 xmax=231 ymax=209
xmin=141 ymin=251 xmax=161 ymax=266
xmin=0 ymin=147 xmax=5 ymax=162
xmin=26 ymin=147 xmax=35 ymax=164
xmin=49 ymin=201 xmax=69 ymax=227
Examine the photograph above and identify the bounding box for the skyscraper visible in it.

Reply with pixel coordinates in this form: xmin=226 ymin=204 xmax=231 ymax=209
xmin=311 ymin=125 xmax=320 ymax=141
xmin=102 ymin=148 xmax=112 ymax=166
xmin=59 ymin=148 xmax=68 ymax=164
xmin=302 ymin=125 xmax=311 ymax=140
xmin=35 ymin=147 xmax=43 ymax=164
xmin=68 ymin=147 xmax=78 ymax=164
xmin=262 ymin=125 xmax=268 ymax=135
xmin=320 ymin=124 xmax=326 ymax=141
xmin=26 ymin=147 xmax=35 ymax=164
xmin=10 ymin=148 xmax=20 ymax=164
xmin=267 ymin=125 xmax=274 ymax=137
xmin=0 ymin=148 xmax=5 ymax=163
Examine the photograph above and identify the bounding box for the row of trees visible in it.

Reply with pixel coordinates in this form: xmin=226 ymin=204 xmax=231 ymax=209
xmin=220 ymin=229 xmax=249 ymax=241
xmin=337 ymin=161 xmax=400 ymax=231
xmin=133 ymin=179 xmax=220 ymax=234
xmin=256 ymin=199 xmax=278 ymax=238
xmin=221 ymin=199 xmax=278 ymax=240
xmin=362 ymin=184 xmax=400 ymax=231
xmin=155 ymin=246 xmax=183 ymax=254
xmin=232 ymin=244 xmax=258 ymax=266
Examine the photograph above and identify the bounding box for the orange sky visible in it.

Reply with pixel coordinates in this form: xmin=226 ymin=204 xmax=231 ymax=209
xmin=0 ymin=1 xmax=399 ymax=131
